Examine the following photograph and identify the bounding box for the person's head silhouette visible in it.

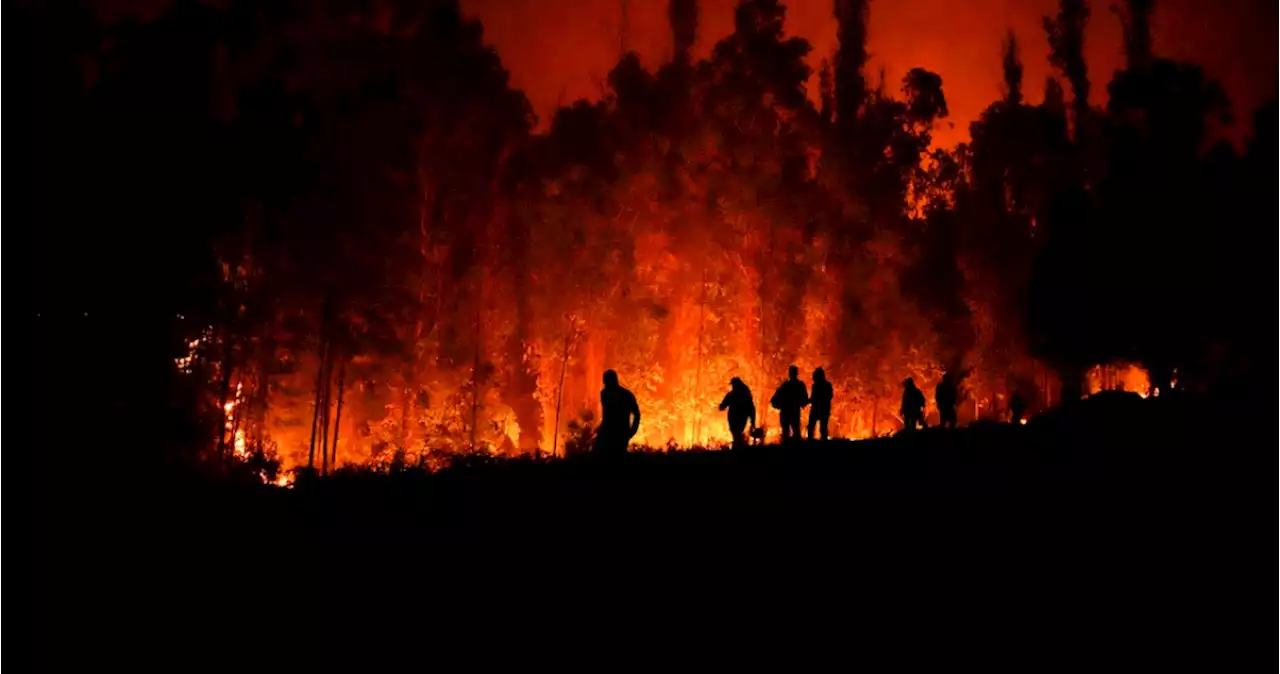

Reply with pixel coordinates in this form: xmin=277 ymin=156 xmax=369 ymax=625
xmin=788 ymin=365 xmax=799 ymax=380
xmin=814 ymin=367 xmax=826 ymax=382
xmin=730 ymin=376 xmax=746 ymax=391
xmin=904 ymin=377 xmax=915 ymax=388
xmin=603 ymin=369 xmax=619 ymax=388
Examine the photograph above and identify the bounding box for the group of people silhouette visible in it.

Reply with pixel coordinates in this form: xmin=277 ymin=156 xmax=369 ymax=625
xmin=594 ymin=365 xmax=972 ymax=455
xmin=900 ymin=372 xmax=960 ymax=431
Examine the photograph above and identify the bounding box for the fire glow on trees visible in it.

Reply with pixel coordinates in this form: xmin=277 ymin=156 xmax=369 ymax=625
xmin=143 ymin=0 xmax=1251 ymax=474
xmin=181 ymin=0 xmax=1062 ymax=473
xmin=21 ymin=0 xmax=1269 ymax=485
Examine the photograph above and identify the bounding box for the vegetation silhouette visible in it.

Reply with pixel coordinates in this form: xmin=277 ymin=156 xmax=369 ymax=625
xmin=23 ymin=0 xmax=1272 ymax=470
xmin=21 ymin=0 xmax=1273 ymax=659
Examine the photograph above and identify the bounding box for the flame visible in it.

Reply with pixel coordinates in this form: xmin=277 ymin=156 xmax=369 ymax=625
xmin=224 ymin=382 xmax=249 ymax=459
xmin=1085 ymin=363 xmax=1151 ymax=398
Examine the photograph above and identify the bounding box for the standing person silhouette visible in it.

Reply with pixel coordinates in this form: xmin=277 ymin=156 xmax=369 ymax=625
xmin=770 ymin=365 xmax=809 ymax=442
xmin=935 ymin=372 xmax=958 ymax=429
xmin=719 ymin=377 xmax=757 ymax=449
xmin=901 ymin=377 xmax=927 ymax=431
xmin=807 ymin=367 xmax=833 ymax=440
xmin=595 ymin=370 xmax=640 ymax=457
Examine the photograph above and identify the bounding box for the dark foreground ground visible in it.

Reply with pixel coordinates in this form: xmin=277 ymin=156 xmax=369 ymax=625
xmin=30 ymin=392 xmax=1272 ymax=668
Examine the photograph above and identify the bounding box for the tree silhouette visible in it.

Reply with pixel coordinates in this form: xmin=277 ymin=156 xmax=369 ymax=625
xmin=1044 ymin=0 xmax=1092 ymax=132
xmin=27 ymin=0 xmax=1272 ymax=468
xmin=1002 ymin=30 xmax=1024 ymax=106
xmin=669 ymin=0 xmax=699 ymax=64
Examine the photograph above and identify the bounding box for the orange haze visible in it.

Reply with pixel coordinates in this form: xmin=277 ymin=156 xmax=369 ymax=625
xmin=464 ymin=0 xmax=1276 ymax=146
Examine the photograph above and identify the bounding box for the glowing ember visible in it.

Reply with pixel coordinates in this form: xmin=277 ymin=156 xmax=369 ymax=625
xmin=174 ymin=338 xmax=201 ymax=373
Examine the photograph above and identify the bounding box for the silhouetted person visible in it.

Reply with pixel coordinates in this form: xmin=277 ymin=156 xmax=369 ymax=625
xmin=770 ymin=365 xmax=809 ymax=442
xmin=935 ymin=372 xmax=958 ymax=429
xmin=718 ymin=377 xmax=757 ymax=449
xmin=807 ymin=367 xmax=833 ymax=440
xmin=901 ymin=377 xmax=926 ymax=431
xmin=1010 ymin=393 xmax=1028 ymax=425
xmin=595 ymin=369 xmax=640 ymax=457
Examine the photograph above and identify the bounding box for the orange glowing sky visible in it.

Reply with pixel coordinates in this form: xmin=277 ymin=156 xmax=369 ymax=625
xmin=94 ymin=0 xmax=1277 ymax=145
xmin=463 ymin=0 xmax=1276 ymax=146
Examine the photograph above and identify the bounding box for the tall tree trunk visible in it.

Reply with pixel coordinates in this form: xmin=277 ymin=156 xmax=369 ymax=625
xmin=505 ymin=203 xmax=543 ymax=455
xmin=471 ymin=292 xmax=482 ymax=450
xmin=692 ymin=269 xmax=707 ymax=446
xmin=307 ymin=337 xmax=330 ymax=471
xmin=253 ymin=326 xmax=275 ymax=455
xmin=551 ymin=323 xmax=576 ymax=458
xmin=319 ymin=351 xmax=334 ymax=476
xmin=330 ymin=359 xmax=346 ymax=471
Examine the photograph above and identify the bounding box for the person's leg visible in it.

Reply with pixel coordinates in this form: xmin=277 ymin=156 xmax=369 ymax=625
xmin=819 ymin=414 xmax=829 ymax=440
xmin=806 ymin=412 xmax=817 ymax=439
xmin=603 ymin=430 xmax=628 ymax=456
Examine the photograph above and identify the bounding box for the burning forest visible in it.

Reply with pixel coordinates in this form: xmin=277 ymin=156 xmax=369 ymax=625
xmin=24 ymin=0 xmax=1274 ymax=477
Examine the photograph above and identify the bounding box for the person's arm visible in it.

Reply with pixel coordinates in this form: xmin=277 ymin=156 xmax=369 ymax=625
xmin=801 ymin=383 xmax=810 ymax=407
xmin=719 ymin=392 xmax=732 ymax=411
xmin=628 ymin=395 xmax=641 ymax=438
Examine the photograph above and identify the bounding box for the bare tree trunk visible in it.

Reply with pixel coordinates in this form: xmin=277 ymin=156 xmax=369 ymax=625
xmin=319 ymin=352 xmax=334 ymax=476
xmin=329 ymin=359 xmax=346 ymax=472
xmin=758 ymin=215 xmax=774 ymax=437
xmin=471 ymin=298 xmax=482 ymax=450
xmin=252 ymin=327 xmax=275 ymax=455
xmin=307 ymin=337 xmax=330 ymax=471
xmin=551 ymin=321 xmax=576 ymax=458
xmin=692 ymin=269 xmax=707 ymax=446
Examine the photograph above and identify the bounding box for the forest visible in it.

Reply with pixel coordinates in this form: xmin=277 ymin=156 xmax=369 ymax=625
xmin=21 ymin=0 xmax=1274 ymax=480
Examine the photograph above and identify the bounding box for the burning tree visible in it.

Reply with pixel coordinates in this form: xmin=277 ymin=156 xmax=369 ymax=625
xmin=30 ymin=0 xmax=1269 ymax=474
